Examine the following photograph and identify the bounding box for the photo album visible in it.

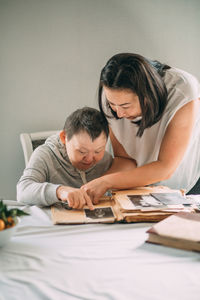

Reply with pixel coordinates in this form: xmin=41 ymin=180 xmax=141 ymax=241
xmin=51 ymin=186 xmax=200 ymax=225
xmin=146 ymin=211 xmax=200 ymax=252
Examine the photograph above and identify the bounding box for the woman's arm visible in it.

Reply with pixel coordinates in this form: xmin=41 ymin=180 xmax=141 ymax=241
xmin=82 ymin=99 xmax=199 ymax=202
xmin=105 ymin=128 xmax=137 ymax=175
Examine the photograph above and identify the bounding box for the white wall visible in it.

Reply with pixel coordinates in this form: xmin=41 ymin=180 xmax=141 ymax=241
xmin=0 ymin=0 xmax=200 ymax=200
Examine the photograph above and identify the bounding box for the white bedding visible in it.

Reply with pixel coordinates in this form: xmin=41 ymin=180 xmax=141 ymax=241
xmin=0 ymin=200 xmax=200 ymax=300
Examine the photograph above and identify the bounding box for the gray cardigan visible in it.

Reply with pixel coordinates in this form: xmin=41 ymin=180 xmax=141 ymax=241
xmin=17 ymin=134 xmax=113 ymax=206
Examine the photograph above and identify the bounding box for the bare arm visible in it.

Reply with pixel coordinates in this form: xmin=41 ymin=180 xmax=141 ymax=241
xmin=82 ymin=99 xmax=199 ymax=201
xmin=104 ymin=128 xmax=137 ymax=175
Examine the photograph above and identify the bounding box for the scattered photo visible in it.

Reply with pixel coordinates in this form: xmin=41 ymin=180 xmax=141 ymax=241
xmin=127 ymin=195 xmax=163 ymax=208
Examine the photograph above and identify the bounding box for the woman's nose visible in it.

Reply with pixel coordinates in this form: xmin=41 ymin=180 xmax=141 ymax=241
xmin=116 ymin=106 xmax=125 ymax=118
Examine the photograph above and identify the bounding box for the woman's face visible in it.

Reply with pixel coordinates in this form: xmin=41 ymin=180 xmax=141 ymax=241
xmin=103 ymin=86 xmax=142 ymax=120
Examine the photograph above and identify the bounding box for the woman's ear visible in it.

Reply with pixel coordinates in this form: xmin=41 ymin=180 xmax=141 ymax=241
xmin=59 ymin=130 xmax=66 ymax=144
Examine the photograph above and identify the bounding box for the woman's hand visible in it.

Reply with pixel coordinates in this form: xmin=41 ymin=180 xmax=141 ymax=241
xmin=81 ymin=177 xmax=109 ymax=204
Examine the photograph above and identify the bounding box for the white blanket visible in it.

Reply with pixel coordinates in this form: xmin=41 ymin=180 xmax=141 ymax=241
xmin=0 ymin=200 xmax=200 ymax=300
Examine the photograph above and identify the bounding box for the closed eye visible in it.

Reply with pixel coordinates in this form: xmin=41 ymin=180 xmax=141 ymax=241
xmin=120 ymin=106 xmax=130 ymax=109
xmin=95 ymin=150 xmax=102 ymax=154
xmin=79 ymin=150 xmax=87 ymax=154
xmin=108 ymin=101 xmax=131 ymax=109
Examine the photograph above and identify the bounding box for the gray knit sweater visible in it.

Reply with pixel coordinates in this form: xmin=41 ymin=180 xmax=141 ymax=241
xmin=17 ymin=134 xmax=113 ymax=206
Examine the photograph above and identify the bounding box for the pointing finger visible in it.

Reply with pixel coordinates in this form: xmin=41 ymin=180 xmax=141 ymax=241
xmin=85 ymin=194 xmax=94 ymax=210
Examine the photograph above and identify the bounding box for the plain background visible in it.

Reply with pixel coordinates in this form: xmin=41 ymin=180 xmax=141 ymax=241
xmin=0 ymin=0 xmax=200 ymax=200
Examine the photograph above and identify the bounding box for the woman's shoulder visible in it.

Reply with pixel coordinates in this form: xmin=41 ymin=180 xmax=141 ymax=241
xmin=164 ymin=67 xmax=200 ymax=99
xmin=165 ymin=67 xmax=199 ymax=86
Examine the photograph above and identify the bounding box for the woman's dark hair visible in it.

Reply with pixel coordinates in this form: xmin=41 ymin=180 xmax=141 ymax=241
xmin=64 ymin=107 xmax=109 ymax=141
xmin=98 ymin=53 xmax=170 ymax=137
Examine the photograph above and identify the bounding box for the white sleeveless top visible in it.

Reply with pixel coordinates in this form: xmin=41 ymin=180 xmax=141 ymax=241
xmin=103 ymin=68 xmax=200 ymax=192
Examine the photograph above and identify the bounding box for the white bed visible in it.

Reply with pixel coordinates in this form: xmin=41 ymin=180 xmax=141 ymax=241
xmin=0 ymin=200 xmax=200 ymax=300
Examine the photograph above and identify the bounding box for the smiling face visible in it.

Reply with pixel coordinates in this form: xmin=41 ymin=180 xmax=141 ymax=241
xmin=60 ymin=130 xmax=107 ymax=171
xmin=103 ymin=86 xmax=142 ymax=120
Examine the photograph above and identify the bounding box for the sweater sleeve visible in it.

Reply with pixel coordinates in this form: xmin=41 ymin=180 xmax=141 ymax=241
xmin=17 ymin=146 xmax=60 ymax=206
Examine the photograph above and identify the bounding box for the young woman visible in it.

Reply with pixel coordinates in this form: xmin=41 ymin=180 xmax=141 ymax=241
xmin=81 ymin=53 xmax=200 ymax=203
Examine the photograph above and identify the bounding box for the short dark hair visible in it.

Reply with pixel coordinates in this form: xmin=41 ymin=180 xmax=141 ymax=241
xmin=64 ymin=107 xmax=109 ymax=141
xmin=98 ymin=53 xmax=170 ymax=137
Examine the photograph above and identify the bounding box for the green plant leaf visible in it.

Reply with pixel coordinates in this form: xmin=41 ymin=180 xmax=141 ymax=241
xmin=9 ymin=209 xmax=30 ymax=217
xmin=0 ymin=200 xmax=30 ymax=221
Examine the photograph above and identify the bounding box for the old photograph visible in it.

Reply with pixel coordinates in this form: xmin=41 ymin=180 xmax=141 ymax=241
xmin=85 ymin=207 xmax=114 ymax=220
xmin=127 ymin=195 xmax=164 ymax=208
